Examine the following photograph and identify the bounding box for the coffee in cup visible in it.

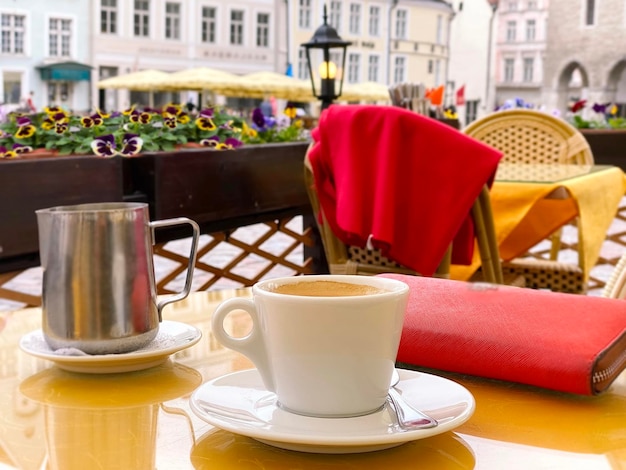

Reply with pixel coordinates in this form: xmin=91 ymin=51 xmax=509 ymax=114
xmin=211 ymin=275 xmax=409 ymax=418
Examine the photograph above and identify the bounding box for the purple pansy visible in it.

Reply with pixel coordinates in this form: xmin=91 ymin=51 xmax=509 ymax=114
xmin=91 ymin=134 xmax=117 ymax=157
xmin=118 ymin=133 xmax=143 ymax=157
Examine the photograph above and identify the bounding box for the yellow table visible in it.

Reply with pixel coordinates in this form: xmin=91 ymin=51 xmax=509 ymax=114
xmin=491 ymin=164 xmax=626 ymax=280
xmin=2 ymin=289 xmax=626 ymax=469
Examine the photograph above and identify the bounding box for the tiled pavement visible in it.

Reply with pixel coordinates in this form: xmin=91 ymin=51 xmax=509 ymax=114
xmin=2 ymin=199 xmax=626 ymax=312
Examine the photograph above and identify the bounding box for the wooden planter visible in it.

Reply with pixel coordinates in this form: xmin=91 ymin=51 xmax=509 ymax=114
xmin=125 ymin=142 xmax=312 ymax=237
xmin=580 ymin=129 xmax=626 ymax=171
xmin=0 ymin=156 xmax=124 ymax=271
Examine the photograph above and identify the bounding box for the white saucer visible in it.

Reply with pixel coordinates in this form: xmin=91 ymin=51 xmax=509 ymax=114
xmin=190 ymin=368 xmax=475 ymax=454
xmin=19 ymin=320 xmax=201 ymax=374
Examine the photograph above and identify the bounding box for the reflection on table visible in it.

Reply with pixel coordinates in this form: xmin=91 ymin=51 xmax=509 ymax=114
xmin=1 ymin=289 xmax=626 ymax=469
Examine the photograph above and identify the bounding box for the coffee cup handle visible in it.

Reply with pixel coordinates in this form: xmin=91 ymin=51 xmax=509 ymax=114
xmin=211 ymin=298 xmax=275 ymax=392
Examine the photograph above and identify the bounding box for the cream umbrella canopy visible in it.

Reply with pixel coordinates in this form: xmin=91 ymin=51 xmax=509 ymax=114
xmin=158 ymin=67 xmax=239 ymax=93
xmin=96 ymin=69 xmax=171 ymax=91
xmin=340 ymin=81 xmax=391 ymax=102
xmin=220 ymin=71 xmax=316 ymax=102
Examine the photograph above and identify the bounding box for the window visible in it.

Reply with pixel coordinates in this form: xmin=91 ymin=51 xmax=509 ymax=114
xmin=347 ymin=53 xmax=360 ymax=83
xmin=395 ymin=10 xmax=407 ymax=39
xmin=527 ymin=0 xmax=537 ymax=9
xmin=504 ymin=58 xmax=515 ymax=82
xmin=298 ymin=0 xmax=311 ymax=28
xmin=330 ymin=1 xmax=341 ymax=31
xmin=49 ymin=18 xmax=72 ymax=57
xmin=256 ymin=13 xmax=269 ymax=47
xmin=134 ymin=0 xmax=149 ymax=37
xmin=526 ymin=19 xmax=535 ymax=40
xmin=165 ymin=2 xmax=180 ymax=40
xmin=230 ymin=10 xmax=244 ymax=45
xmin=465 ymin=100 xmax=479 ymax=126
xmin=3 ymin=71 xmax=21 ymax=103
xmin=201 ymin=7 xmax=216 ymax=43
xmin=367 ymin=55 xmax=379 ymax=82
xmin=585 ymin=0 xmax=595 ymax=25
xmin=1 ymin=14 xmax=25 ymax=54
xmin=369 ymin=6 xmax=380 ymax=36
xmin=297 ymin=48 xmax=308 ymax=80
xmin=428 ymin=59 xmax=433 ymax=74
xmin=100 ymin=0 xmax=117 ymax=34
xmin=434 ymin=59 xmax=441 ymax=85
xmin=393 ymin=56 xmax=405 ymax=83
xmin=507 ymin=1 xmax=518 ymax=10
xmin=349 ymin=4 xmax=360 ymax=34
xmin=523 ymin=57 xmax=534 ymax=82
xmin=436 ymin=15 xmax=443 ymax=44
xmin=506 ymin=21 xmax=516 ymax=42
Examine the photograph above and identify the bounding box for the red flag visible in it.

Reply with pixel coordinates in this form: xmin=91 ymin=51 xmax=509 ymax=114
xmin=455 ymin=85 xmax=465 ymax=106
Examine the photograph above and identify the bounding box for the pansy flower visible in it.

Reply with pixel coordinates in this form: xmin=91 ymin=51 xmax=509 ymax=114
xmin=242 ymin=121 xmax=258 ymax=138
xmin=252 ymin=108 xmax=266 ymax=128
xmin=162 ymin=103 xmax=182 ymax=116
xmin=592 ymin=102 xmax=610 ymax=114
xmin=284 ymin=106 xmax=297 ymax=119
xmin=44 ymin=105 xmax=64 ymax=115
xmin=41 ymin=118 xmax=55 ymax=130
xmin=177 ymin=112 xmax=190 ymax=124
xmin=199 ymin=136 xmax=220 ymax=148
xmin=163 ymin=114 xmax=178 ymax=129
xmin=12 ymin=143 xmax=32 ymax=154
xmin=55 ymin=122 xmax=68 ymax=134
xmin=15 ymin=124 xmax=36 ymax=139
xmin=199 ymin=108 xmax=214 ymax=118
xmin=570 ymin=100 xmax=587 ymax=113
xmin=129 ymin=110 xmax=142 ymax=123
xmin=118 ymin=133 xmax=143 ymax=157
xmin=16 ymin=116 xmax=32 ymax=127
xmin=90 ymin=114 xmax=104 ymax=126
xmin=52 ymin=112 xmax=69 ymax=123
xmin=122 ymin=105 xmax=136 ymax=116
xmin=81 ymin=116 xmax=95 ymax=128
xmin=0 ymin=146 xmax=17 ymax=159
xmin=223 ymin=137 xmax=243 ymax=149
xmin=195 ymin=116 xmax=216 ymax=131
xmin=90 ymin=134 xmax=117 ymax=157
xmin=95 ymin=108 xmax=110 ymax=119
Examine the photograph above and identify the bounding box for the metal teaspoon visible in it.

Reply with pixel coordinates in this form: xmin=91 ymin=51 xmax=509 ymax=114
xmin=388 ymin=370 xmax=438 ymax=430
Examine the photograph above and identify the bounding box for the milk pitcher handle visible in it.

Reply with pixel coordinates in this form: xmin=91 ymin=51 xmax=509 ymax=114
xmin=150 ymin=217 xmax=200 ymax=320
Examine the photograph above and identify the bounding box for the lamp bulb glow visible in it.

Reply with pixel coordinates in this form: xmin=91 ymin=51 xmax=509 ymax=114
xmin=319 ymin=61 xmax=337 ymax=79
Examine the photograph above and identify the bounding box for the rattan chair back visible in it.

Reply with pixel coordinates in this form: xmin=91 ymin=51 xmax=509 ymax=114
xmin=602 ymin=251 xmax=626 ymax=299
xmin=463 ymin=108 xmax=594 ymax=165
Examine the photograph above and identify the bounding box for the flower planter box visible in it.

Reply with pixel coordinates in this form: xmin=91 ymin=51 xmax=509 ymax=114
xmin=0 ymin=156 xmax=124 ymax=271
xmin=580 ymin=129 xmax=626 ymax=171
xmin=126 ymin=142 xmax=312 ymax=235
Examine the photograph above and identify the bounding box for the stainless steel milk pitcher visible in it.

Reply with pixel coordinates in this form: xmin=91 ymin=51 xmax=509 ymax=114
xmin=36 ymin=202 xmax=200 ymax=354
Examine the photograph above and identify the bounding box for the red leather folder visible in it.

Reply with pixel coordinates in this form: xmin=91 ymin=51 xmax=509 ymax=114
xmin=381 ymin=274 xmax=626 ymax=395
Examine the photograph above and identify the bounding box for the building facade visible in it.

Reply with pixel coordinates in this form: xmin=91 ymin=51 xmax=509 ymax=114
xmin=0 ymin=0 xmax=92 ymax=113
xmin=492 ymin=0 xmax=549 ymax=109
xmin=541 ymin=0 xmax=626 ymax=116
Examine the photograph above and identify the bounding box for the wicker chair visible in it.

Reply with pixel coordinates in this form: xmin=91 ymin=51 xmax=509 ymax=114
xmin=463 ymin=108 xmax=594 ymax=293
xmin=304 ymin=149 xmax=510 ymax=285
xmin=602 ymin=252 xmax=626 ymax=299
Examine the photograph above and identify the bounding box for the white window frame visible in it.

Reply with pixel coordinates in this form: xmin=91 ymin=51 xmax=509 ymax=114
xmin=368 ymin=6 xmax=380 ymax=36
xmin=165 ymin=2 xmax=181 ymax=40
xmin=100 ymin=0 xmax=117 ymax=34
xmin=329 ymin=1 xmax=341 ymax=32
xmin=298 ymin=0 xmax=311 ymax=29
xmin=256 ymin=11 xmax=270 ymax=47
xmin=1 ymin=12 xmax=26 ymax=55
xmin=395 ymin=9 xmax=407 ymax=39
xmin=526 ymin=19 xmax=535 ymax=41
xmin=48 ymin=15 xmax=74 ymax=58
xmin=133 ymin=0 xmax=150 ymax=38
xmin=349 ymin=3 xmax=361 ymax=35
xmin=523 ymin=57 xmax=534 ymax=82
xmin=367 ymin=54 xmax=379 ymax=82
xmin=506 ymin=21 xmax=516 ymax=42
xmin=393 ymin=56 xmax=406 ymax=84
xmin=347 ymin=52 xmax=360 ymax=83
xmin=504 ymin=57 xmax=515 ymax=82
xmin=298 ymin=48 xmax=309 ymax=80
xmin=230 ymin=9 xmax=244 ymax=45
xmin=200 ymin=5 xmax=217 ymax=44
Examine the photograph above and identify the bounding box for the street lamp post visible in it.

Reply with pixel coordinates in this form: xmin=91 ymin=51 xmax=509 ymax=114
xmin=301 ymin=5 xmax=352 ymax=110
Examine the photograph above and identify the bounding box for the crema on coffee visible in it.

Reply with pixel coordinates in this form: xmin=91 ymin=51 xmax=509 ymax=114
xmin=269 ymin=280 xmax=387 ymax=297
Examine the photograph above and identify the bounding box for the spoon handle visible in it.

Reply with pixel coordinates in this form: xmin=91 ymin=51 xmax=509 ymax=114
xmin=388 ymin=388 xmax=438 ymax=430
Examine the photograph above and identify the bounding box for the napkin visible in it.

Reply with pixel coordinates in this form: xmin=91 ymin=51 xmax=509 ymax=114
xmin=308 ymin=105 xmax=502 ymax=277
xmin=380 ymin=273 xmax=626 ymax=395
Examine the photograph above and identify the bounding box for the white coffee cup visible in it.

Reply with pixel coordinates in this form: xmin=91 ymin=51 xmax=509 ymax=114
xmin=211 ymin=275 xmax=409 ymax=418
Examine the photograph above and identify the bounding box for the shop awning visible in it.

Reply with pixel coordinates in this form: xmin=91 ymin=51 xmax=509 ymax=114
xmin=37 ymin=61 xmax=93 ymax=81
